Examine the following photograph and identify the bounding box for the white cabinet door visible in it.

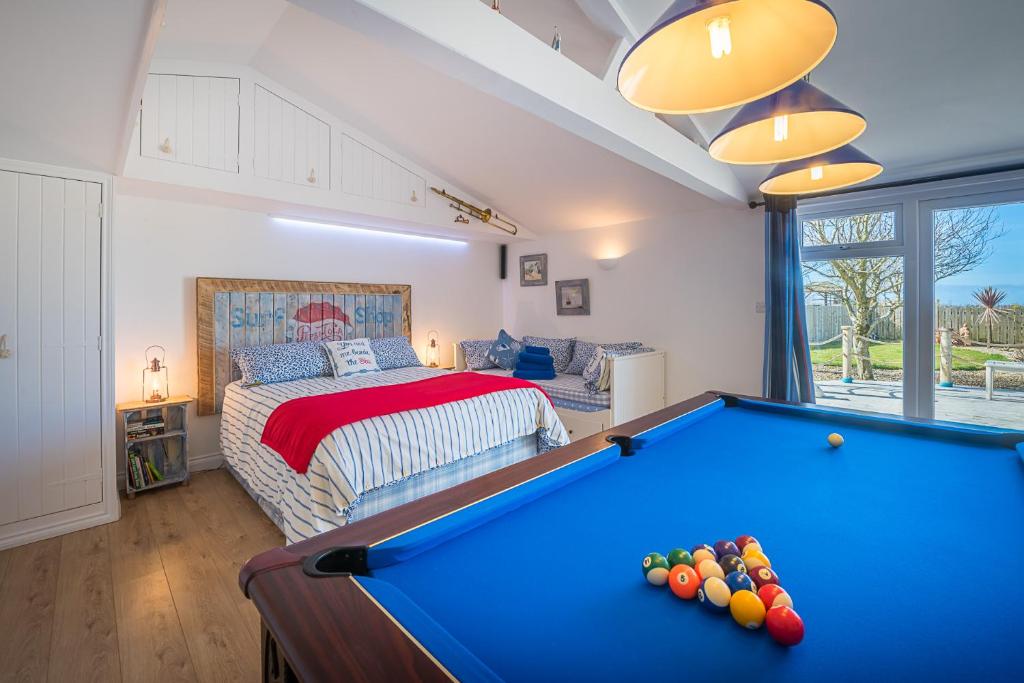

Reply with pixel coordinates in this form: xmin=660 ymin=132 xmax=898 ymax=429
xmin=0 ymin=170 xmax=103 ymax=525
xmin=140 ymin=74 xmax=240 ymax=172
xmin=341 ymin=134 xmax=425 ymax=207
xmin=253 ymin=84 xmax=330 ymax=189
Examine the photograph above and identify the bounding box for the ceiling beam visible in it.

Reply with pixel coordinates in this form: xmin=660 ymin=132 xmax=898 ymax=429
xmin=291 ymin=0 xmax=748 ymax=205
xmin=115 ymin=0 xmax=166 ymax=175
xmin=573 ymin=0 xmax=639 ymax=41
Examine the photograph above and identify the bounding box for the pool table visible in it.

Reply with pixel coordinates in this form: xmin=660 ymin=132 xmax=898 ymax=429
xmin=240 ymin=392 xmax=1024 ymax=682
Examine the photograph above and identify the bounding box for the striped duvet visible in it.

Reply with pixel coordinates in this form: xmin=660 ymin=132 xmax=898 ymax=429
xmin=220 ymin=367 xmax=569 ymax=543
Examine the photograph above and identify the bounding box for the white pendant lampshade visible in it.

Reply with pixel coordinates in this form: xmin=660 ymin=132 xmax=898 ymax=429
xmin=759 ymin=145 xmax=883 ymax=195
xmin=618 ymin=0 xmax=838 ymax=114
xmin=709 ymin=79 xmax=866 ymax=165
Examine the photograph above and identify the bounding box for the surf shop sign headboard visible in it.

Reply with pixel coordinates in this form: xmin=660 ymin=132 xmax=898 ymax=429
xmin=196 ymin=277 xmax=412 ymax=416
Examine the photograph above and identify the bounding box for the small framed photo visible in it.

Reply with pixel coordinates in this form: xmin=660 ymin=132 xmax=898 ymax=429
xmin=556 ymin=279 xmax=590 ymax=316
xmin=519 ymin=253 xmax=548 ymax=287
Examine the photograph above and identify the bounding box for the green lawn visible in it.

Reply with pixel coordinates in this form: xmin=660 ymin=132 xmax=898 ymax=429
xmin=810 ymin=341 xmax=1005 ymax=371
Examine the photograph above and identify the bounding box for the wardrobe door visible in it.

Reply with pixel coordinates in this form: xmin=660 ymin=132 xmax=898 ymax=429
xmin=0 ymin=170 xmax=103 ymax=524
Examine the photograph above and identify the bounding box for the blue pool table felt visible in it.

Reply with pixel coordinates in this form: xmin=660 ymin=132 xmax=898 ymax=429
xmin=361 ymin=400 xmax=1024 ymax=682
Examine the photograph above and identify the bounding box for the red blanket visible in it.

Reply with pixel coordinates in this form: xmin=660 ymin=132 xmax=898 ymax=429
xmin=260 ymin=372 xmax=550 ymax=473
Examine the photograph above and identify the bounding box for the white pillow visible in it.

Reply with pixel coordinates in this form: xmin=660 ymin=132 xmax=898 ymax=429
xmin=322 ymin=338 xmax=380 ymax=378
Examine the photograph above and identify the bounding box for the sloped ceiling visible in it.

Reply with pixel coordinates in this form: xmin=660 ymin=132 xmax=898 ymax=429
xmin=0 ymin=0 xmax=158 ymax=172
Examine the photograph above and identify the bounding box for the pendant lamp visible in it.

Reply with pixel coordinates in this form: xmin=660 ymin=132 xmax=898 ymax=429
xmin=709 ymin=79 xmax=866 ymax=165
xmin=759 ymin=145 xmax=883 ymax=195
xmin=618 ymin=0 xmax=838 ymax=114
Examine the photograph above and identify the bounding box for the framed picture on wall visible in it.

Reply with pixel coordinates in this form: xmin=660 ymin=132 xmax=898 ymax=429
xmin=519 ymin=253 xmax=548 ymax=286
xmin=556 ymin=279 xmax=590 ymax=316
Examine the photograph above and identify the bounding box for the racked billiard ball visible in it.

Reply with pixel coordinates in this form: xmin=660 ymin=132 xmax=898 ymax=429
xmin=697 ymin=577 xmax=731 ymax=612
xmin=725 ymin=570 xmax=754 ymax=594
xmin=642 ymin=553 xmax=670 ymax=585
xmin=696 ymin=558 xmax=725 ymax=581
xmin=714 ymin=540 xmax=740 ymax=558
xmin=668 ymin=564 xmax=700 ymax=600
xmin=750 ymin=566 xmax=780 ymax=590
xmin=742 ymin=549 xmax=771 ymax=570
xmin=766 ymin=605 xmax=805 ymax=646
xmin=758 ymin=584 xmax=794 ymax=610
xmin=667 ymin=548 xmax=695 ymax=568
xmin=730 ymin=588 xmax=767 ymax=629
xmin=719 ymin=554 xmax=746 ymax=575
xmin=691 ymin=544 xmax=716 ymax=561
xmin=735 ymin=535 xmax=759 ymax=553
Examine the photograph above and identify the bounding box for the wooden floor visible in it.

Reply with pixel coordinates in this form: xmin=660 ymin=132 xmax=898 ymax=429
xmin=0 ymin=469 xmax=284 ymax=683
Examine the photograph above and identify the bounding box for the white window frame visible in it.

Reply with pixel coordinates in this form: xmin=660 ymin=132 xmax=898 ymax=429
xmin=800 ymin=168 xmax=1024 ymax=421
xmin=799 ymin=203 xmax=904 ymax=258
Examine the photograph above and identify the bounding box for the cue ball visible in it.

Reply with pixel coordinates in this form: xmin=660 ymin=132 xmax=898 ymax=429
xmin=827 ymin=432 xmax=845 ymax=448
xmin=766 ymin=606 xmax=805 ymax=646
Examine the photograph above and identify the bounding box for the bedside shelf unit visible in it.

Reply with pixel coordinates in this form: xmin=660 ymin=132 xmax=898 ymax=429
xmin=116 ymin=395 xmax=193 ymax=498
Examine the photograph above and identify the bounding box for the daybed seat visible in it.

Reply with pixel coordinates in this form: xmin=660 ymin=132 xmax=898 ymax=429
xmin=475 ymin=368 xmax=611 ymax=412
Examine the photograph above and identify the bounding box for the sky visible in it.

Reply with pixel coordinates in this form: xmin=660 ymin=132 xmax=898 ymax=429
xmin=935 ymin=202 xmax=1024 ymax=305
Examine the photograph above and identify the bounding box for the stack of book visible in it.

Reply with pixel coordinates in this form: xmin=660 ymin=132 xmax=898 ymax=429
xmin=126 ymin=415 xmax=165 ymax=440
xmin=127 ymin=446 xmax=165 ymax=490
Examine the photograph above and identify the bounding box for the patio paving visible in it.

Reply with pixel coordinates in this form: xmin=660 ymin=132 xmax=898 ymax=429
xmin=815 ymin=380 xmax=1024 ymax=431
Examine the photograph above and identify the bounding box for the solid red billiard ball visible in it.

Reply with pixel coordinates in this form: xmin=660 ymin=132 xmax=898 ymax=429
xmin=766 ymin=606 xmax=804 ymax=646
xmin=750 ymin=566 xmax=780 ymax=590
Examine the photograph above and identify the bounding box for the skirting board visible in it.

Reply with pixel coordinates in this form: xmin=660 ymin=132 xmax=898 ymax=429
xmin=116 ymin=451 xmax=225 ymax=491
xmin=0 ymin=502 xmax=119 ymax=551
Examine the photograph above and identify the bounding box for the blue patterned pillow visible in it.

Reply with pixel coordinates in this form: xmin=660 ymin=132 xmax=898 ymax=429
xmin=487 ymin=329 xmax=522 ymax=370
xmin=369 ymin=336 xmax=422 ymax=370
xmin=566 ymin=340 xmax=643 ymax=375
xmin=231 ymin=341 xmax=332 ymax=386
xmin=523 ymin=336 xmax=576 ymax=374
xmin=460 ymin=339 xmax=497 ymax=370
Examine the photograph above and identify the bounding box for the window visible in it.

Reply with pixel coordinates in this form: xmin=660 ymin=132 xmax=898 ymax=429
xmin=801 ymin=206 xmax=900 ymax=251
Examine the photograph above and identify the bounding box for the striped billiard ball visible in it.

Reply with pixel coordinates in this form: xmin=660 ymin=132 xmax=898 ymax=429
xmin=691 ymin=544 xmax=717 ymax=564
xmin=642 ymin=553 xmax=670 ymax=585
xmin=696 ymin=558 xmax=725 ymax=582
xmin=735 ymin=535 xmax=760 ymax=553
xmin=697 ymin=577 xmax=732 ymax=612
xmin=758 ymin=584 xmax=794 ymax=610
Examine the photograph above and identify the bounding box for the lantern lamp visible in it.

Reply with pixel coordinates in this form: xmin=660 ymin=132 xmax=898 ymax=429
xmin=759 ymin=145 xmax=883 ymax=196
xmin=143 ymin=345 xmax=169 ymax=403
xmin=709 ymin=79 xmax=867 ymax=165
xmin=618 ymin=0 xmax=838 ymax=114
xmin=425 ymin=331 xmax=441 ymax=368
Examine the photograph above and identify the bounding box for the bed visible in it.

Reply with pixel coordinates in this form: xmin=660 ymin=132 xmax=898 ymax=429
xmin=197 ymin=277 xmax=568 ymax=543
xmin=220 ymin=366 xmax=568 ymax=543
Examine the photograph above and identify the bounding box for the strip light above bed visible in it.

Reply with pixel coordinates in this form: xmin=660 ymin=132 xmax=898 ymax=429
xmin=269 ymin=215 xmax=468 ymax=246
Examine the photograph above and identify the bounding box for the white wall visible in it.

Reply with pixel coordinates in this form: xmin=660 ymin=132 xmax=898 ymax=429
xmin=114 ymin=192 xmax=503 ymax=461
xmin=501 ymin=207 xmax=765 ymax=404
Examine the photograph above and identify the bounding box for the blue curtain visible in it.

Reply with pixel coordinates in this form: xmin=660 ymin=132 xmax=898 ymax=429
xmin=762 ymin=194 xmax=815 ymax=403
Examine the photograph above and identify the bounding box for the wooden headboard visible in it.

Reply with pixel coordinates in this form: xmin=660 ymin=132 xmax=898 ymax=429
xmin=196 ymin=277 xmax=412 ymax=416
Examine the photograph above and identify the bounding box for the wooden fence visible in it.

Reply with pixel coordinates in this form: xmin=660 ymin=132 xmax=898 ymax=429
xmin=806 ymin=304 xmax=1024 ymax=346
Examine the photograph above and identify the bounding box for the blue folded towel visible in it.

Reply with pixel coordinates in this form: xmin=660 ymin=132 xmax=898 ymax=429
xmin=513 ymin=368 xmax=555 ymax=380
xmin=516 ymin=356 xmax=554 ymax=371
xmin=522 ymin=345 xmax=551 ymax=356
xmin=517 ymin=351 xmax=553 ymax=365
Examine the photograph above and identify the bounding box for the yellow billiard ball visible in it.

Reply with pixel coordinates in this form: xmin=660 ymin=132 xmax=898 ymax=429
xmin=827 ymin=432 xmax=845 ymax=448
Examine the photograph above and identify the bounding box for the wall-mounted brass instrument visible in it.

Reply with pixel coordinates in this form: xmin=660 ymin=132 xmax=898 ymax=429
xmin=430 ymin=187 xmax=518 ymax=236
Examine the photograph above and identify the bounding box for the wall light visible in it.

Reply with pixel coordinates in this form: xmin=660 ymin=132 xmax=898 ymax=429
xmin=597 ymin=257 xmax=621 ymax=271
xmin=270 ymin=215 xmax=468 ymax=246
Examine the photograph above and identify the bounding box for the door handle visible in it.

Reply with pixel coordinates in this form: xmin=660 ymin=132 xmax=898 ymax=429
xmin=0 ymin=334 xmax=10 ymax=359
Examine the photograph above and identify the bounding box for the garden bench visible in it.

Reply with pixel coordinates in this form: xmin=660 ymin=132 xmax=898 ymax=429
xmin=984 ymin=360 xmax=1024 ymax=400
